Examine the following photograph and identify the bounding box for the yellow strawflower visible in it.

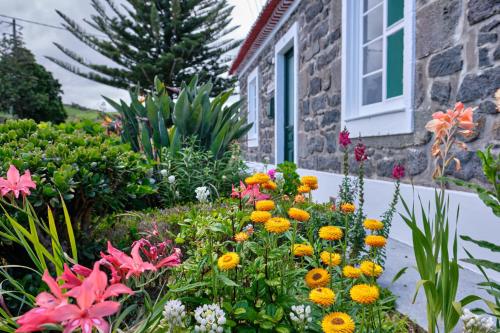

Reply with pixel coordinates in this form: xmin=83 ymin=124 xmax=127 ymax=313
xmin=255 ymin=200 xmax=275 ymax=211
xmin=262 ymin=181 xmax=277 ymax=190
xmin=253 ymin=173 xmax=271 ymax=184
xmin=305 ymin=268 xmax=330 ymax=288
xmin=297 ymin=185 xmax=311 ymax=194
xmin=264 ymin=217 xmax=290 ymax=234
xmin=363 ymin=219 xmax=384 ymax=230
xmin=250 ymin=211 xmax=272 ymax=223
xmin=360 ymin=260 xmax=383 ymax=277
xmin=321 ymin=312 xmax=355 ymax=333
xmin=343 ymin=265 xmax=362 ymax=279
xmin=217 ymin=252 xmax=240 ymax=271
xmin=293 ymin=244 xmax=314 ymax=257
xmin=245 ymin=176 xmax=259 ymax=185
xmin=320 ymin=251 xmax=341 ymax=267
xmin=234 ymin=232 xmax=249 ymax=243
xmin=288 ymin=207 xmax=310 ymax=222
xmin=319 ymin=226 xmax=343 ymax=241
xmin=301 ymin=176 xmax=318 ymax=187
xmin=340 ymin=203 xmax=355 ymax=213
xmin=350 ymin=284 xmax=380 ymax=304
xmin=365 ymin=235 xmax=387 ymax=248
xmin=309 ymin=287 xmax=335 ymax=307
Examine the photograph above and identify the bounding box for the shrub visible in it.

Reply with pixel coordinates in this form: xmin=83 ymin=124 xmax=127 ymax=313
xmin=157 ymin=141 xmax=247 ymax=206
xmin=0 ymin=119 xmax=156 ymax=231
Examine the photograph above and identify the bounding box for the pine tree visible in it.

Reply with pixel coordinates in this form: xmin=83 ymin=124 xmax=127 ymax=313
xmin=48 ymin=0 xmax=241 ymax=95
xmin=0 ymin=34 xmax=67 ymax=123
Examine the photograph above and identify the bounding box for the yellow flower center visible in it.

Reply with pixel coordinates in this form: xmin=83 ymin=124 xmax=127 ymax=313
xmin=331 ymin=318 xmax=345 ymax=325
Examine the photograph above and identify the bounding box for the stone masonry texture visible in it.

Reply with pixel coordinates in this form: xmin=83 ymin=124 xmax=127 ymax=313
xmin=237 ymin=0 xmax=499 ymax=188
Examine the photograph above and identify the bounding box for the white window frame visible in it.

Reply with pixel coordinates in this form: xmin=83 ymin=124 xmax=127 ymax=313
xmin=274 ymin=22 xmax=299 ymax=163
xmin=247 ymin=67 xmax=259 ymax=147
xmin=341 ymin=0 xmax=415 ymax=137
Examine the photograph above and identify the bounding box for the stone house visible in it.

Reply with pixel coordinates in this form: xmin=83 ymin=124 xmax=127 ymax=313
xmin=230 ymin=0 xmax=499 ymax=189
xmin=229 ymin=0 xmax=500 ymax=305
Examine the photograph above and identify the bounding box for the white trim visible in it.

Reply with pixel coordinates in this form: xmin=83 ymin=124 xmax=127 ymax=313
xmin=237 ymin=0 xmax=302 ymax=79
xmin=341 ymin=0 xmax=416 ymax=137
xmin=274 ymin=22 xmax=299 ymax=164
xmin=246 ymin=161 xmax=500 ymax=282
xmin=247 ymin=66 xmax=259 ymax=147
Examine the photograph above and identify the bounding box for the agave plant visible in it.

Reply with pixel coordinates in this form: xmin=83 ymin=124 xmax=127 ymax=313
xmin=104 ymin=76 xmax=252 ymax=160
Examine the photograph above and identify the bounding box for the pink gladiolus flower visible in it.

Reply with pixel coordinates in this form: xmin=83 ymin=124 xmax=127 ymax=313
xmin=132 ymin=238 xmax=182 ymax=269
xmin=392 ymin=164 xmax=405 ymax=180
xmin=267 ymin=169 xmax=276 ymax=180
xmin=0 ymin=165 xmax=36 ymax=198
xmin=354 ymin=142 xmax=367 ymax=162
xmin=105 ymin=241 xmax=157 ymax=279
xmin=156 ymin=247 xmax=182 ymax=269
xmin=339 ymin=127 xmax=351 ymax=148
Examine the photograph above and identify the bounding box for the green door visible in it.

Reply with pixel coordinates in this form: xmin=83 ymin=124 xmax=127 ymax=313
xmin=284 ymin=48 xmax=295 ymax=162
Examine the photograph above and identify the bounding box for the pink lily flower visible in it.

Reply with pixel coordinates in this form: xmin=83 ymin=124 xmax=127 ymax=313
xmin=16 ymin=271 xmax=67 ymax=332
xmin=59 ymin=263 xmax=132 ymax=333
xmin=155 ymin=247 xmax=182 ymax=269
xmin=0 ymin=165 xmax=36 ymax=198
xmin=105 ymin=241 xmax=157 ymax=279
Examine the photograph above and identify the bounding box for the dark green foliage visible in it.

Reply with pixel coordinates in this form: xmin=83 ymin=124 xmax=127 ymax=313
xmin=276 ymin=161 xmax=301 ymax=196
xmin=105 ymin=76 xmax=252 ymax=159
xmin=49 ymin=0 xmax=240 ymax=95
xmin=0 ymin=119 xmax=156 ymax=231
xmin=0 ymin=36 xmax=67 ymax=123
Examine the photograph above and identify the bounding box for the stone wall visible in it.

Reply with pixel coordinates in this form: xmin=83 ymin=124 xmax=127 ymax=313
xmin=238 ymin=0 xmax=499 ymax=188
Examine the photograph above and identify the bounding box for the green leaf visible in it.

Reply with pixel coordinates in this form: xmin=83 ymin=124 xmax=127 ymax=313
xmin=461 ymin=235 xmax=500 ymax=252
xmin=218 ymin=274 xmax=239 ymax=287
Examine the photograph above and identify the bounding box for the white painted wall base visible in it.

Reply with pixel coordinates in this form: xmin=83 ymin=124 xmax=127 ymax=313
xmin=247 ymin=162 xmax=500 ymax=281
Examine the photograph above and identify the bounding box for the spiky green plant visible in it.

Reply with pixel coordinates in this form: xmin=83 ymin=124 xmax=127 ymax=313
xmin=105 ymin=76 xmax=252 ymax=161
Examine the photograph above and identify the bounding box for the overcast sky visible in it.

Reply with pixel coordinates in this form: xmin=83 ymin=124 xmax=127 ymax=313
xmin=0 ymin=0 xmax=264 ymax=110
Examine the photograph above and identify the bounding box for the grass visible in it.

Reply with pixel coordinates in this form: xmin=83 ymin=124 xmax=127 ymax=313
xmin=64 ymin=105 xmax=103 ymax=122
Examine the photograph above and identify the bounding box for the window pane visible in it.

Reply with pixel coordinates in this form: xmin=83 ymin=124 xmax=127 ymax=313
xmin=363 ymin=39 xmax=383 ymax=74
xmin=387 ymin=0 xmax=404 ymax=26
xmin=363 ymin=73 xmax=382 ymax=105
xmin=386 ymin=29 xmax=404 ymax=98
xmin=248 ymin=79 xmax=256 ymax=133
xmin=364 ymin=0 xmax=382 ymax=12
xmin=363 ymin=5 xmax=383 ymax=43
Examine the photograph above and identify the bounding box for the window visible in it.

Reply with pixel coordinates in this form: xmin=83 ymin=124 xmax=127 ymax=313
xmin=274 ymin=22 xmax=298 ymax=163
xmin=342 ymin=0 xmax=414 ymax=137
xmin=247 ymin=67 xmax=259 ymax=147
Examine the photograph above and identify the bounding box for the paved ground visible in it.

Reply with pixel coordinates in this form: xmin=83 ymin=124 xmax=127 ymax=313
xmin=378 ymin=238 xmax=493 ymax=332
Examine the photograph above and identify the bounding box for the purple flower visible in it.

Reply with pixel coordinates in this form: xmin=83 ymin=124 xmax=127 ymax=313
xmin=267 ymin=169 xmax=276 ymax=180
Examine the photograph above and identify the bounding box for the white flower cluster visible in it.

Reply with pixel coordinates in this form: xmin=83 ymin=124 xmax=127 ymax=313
xmin=290 ymin=304 xmax=312 ymax=329
xmin=162 ymin=300 xmax=186 ymax=330
xmin=195 ymin=186 xmax=210 ymax=203
xmin=194 ymin=304 xmax=226 ymax=332
xmin=461 ymin=308 xmax=496 ymax=333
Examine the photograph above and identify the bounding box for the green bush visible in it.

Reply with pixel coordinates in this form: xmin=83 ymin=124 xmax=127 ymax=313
xmin=157 ymin=141 xmax=247 ymax=206
xmin=0 ymin=119 xmax=156 ymax=231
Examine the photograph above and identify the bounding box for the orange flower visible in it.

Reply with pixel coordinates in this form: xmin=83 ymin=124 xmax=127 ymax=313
xmin=262 ymin=181 xmax=277 ymax=191
xmin=294 ymin=194 xmax=305 ymax=204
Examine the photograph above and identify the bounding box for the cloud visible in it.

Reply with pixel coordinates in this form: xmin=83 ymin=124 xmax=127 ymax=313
xmin=1 ymin=0 xmax=263 ymax=110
